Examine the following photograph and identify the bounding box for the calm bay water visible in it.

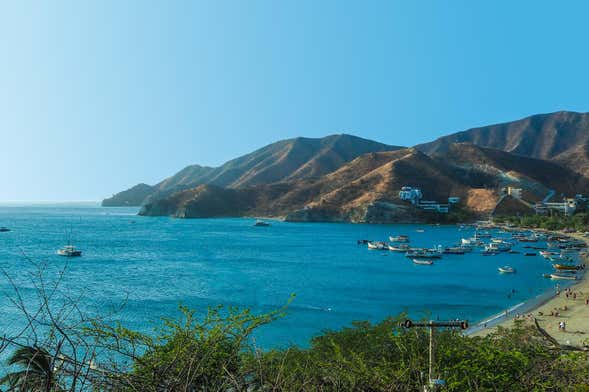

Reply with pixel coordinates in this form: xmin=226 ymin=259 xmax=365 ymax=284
xmin=0 ymin=204 xmax=558 ymax=348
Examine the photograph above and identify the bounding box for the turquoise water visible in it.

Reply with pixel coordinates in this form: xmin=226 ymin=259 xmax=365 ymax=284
xmin=0 ymin=204 xmax=558 ymax=348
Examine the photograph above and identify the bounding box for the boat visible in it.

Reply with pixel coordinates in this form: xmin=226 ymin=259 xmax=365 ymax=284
xmin=498 ymin=266 xmax=515 ymax=273
xmin=57 ymin=245 xmax=82 ymax=257
xmin=539 ymin=250 xmax=558 ymax=258
xmin=253 ymin=220 xmax=270 ymax=227
xmin=388 ymin=243 xmax=410 ymax=252
xmin=413 ymin=259 xmax=434 ymax=265
xmin=481 ymin=250 xmax=498 ymax=256
xmin=461 ymin=238 xmax=484 ymax=247
xmin=475 ymin=231 xmax=492 ymax=238
xmin=405 ymin=249 xmax=442 ymax=259
xmin=389 ymin=235 xmax=409 ymax=243
xmin=442 ymin=247 xmax=465 ymax=255
xmin=416 ymin=229 xmax=425 ymax=233
xmin=550 ymin=273 xmax=577 ymax=280
xmin=0 ymin=227 xmax=10 ymax=232
xmin=548 ymin=255 xmax=573 ymax=262
xmin=524 ymin=252 xmax=536 ymax=256
xmin=367 ymin=241 xmax=388 ymax=250
xmin=508 ymin=250 xmax=521 ymax=254
xmin=519 ymin=234 xmax=539 ymax=243
xmin=553 ymin=263 xmax=583 ymax=271
xmin=485 ymin=242 xmax=511 ymax=252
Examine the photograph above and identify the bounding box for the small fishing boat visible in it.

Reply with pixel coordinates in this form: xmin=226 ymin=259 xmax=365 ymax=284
xmin=413 ymin=259 xmax=434 ymax=265
xmin=389 ymin=235 xmax=410 ymax=243
xmin=442 ymin=247 xmax=465 ymax=255
xmin=476 ymin=231 xmax=492 ymax=238
xmin=498 ymin=266 xmax=515 ymax=273
xmin=388 ymin=243 xmax=410 ymax=252
xmin=550 ymin=273 xmax=577 ymax=280
xmin=481 ymin=250 xmax=498 ymax=256
xmin=253 ymin=220 xmax=270 ymax=227
xmin=553 ymin=263 xmax=582 ymax=271
xmin=524 ymin=252 xmax=536 ymax=256
xmin=485 ymin=242 xmax=511 ymax=252
xmin=405 ymin=249 xmax=442 ymax=259
xmin=508 ymin=250 xmax=521 ymax=254
xmin=539 ymin=250 xmax=557 ymax=258
xmin=367 ymin=241 xmax=388 ymax=250
xmin=57 ymin=245 xmax=82 ymax=257
xmin=0 ymin=227 xmax=10 ymax=232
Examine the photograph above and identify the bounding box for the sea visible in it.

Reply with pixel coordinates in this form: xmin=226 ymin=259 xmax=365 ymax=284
xmin=0 ymin=203 xmax=560 ymax=348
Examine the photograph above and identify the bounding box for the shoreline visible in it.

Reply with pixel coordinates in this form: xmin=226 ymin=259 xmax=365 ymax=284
xmin=468 ymin=229 xmax=589 ymax=346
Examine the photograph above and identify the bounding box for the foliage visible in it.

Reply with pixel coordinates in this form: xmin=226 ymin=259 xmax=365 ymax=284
xmin=0 ymin=346 xmax=63 ymax=391
xmin=2 ymin=260 xmax=589 ymax=391
xmin=494 ymin=212 xmax=589 ymax=232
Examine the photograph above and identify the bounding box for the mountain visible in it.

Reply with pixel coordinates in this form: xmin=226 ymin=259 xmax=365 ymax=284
xmin=102 ymin=183 xmax=154 ymax=207
xmin=103 ymin=134 xmax=401 ymax=206
xmin=441 ymin=143 xmax=589 ymax=199
xmin=416 ymin=111 xmax=589 ymax=176
xmin=139 ymin=143 xmax=589 ymax=223
xmin=139 ymin=148 xmax=468 ymax=222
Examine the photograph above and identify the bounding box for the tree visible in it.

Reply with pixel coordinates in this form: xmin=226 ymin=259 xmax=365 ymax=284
xmin=0 ymin=346 xmax=62 ymax=391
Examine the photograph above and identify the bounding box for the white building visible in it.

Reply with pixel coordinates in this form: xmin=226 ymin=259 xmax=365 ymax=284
xmin=535 ymin=198 xmax=577 ymax=216
xmin=399 ymin=186 xmax=423 ymax=205
xmin=507 ymin=187 xmax=523 ymax=199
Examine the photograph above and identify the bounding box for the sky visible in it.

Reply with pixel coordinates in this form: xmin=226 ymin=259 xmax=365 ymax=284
xmin=1 ymin=1 xmax=589 ymax=201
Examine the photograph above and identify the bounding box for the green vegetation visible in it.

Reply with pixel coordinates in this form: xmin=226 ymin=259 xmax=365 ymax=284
xmin=2 ymin=307 xmax=589 ymax=391
xmin=494 ymin=212 xmax=589 ymax=231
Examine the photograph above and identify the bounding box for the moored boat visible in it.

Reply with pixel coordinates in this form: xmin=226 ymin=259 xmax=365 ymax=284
xmin=413 ymin=259 xmax=434 ymax=265
xmin=57 ymin=245 xmax=82 ymax=257
xmin=388 ymin=243 xmax=410 ymax=252
xmin=550 ymin=273 xmax=577 ymax=280
xmin=0 ymin=227 xmax=10 ymax=232
xmin=389 ymin=235 xmax=410 ymax=243
xmin=498 ymin=266 xmax=515 ymax=273
xmin=405 ymin=249 xmax=442 ymax=259
xmin=442 ymin=247 xmax=465 ymax=255
xmin=553 ymin=263 xmax=583 ymax=271
xmin=485 ymin=242 xmax=511 ymax=252
xmin=253 ymin=220 xmax=270 ymax=227
xmin=367 ymin=241 xmax=388 ymax=250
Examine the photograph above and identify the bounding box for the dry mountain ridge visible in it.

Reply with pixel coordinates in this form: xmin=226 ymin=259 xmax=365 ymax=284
xmin=416 ymin=110 xmax=589 ymax=176
xmin=139 ymin=142 xmax=589 ymax=222
xmin=102 ymin=134 xmax=401 ymax=206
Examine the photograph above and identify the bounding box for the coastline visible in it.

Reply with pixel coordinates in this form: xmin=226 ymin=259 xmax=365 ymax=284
xmin=469 ymin=230 xmax=589 ymax=347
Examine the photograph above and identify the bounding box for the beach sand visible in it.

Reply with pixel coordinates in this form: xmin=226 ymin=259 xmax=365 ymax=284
xmin=471 ymin=232 xmax=589 ymax=347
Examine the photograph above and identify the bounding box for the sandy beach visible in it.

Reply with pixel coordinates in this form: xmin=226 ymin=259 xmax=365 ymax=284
xmin=471 ymin=232 xmax=589 ymax=347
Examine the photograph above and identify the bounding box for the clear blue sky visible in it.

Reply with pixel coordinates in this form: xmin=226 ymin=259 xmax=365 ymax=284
xmin=1 ymin=1 xmax=588 ymax=201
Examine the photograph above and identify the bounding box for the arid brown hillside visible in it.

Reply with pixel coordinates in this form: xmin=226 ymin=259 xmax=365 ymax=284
xmin=416 ymin=111 xmax=589 ymax=176
xmin=139 ymin=142 xmax=589 ymax=222
xmin=105 ymin=134 xmax=400 ymax=206
xmin=140 ymin=148 xmax=486 ymax=222
xmin=440 ymin=143 xmax=589 ymax=199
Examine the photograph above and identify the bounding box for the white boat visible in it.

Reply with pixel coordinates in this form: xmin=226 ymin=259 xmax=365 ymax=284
xmin=485 ymin=242 xmax=511 ymax=252
xmin=539 ymin=250 xmax=558 ymax=258
xmin=388 ymin=243 xmax=410 ymax=252
xmin=498 ymin=266 xmax=515 ymax=273
xmin=389 ymin=235 xmax=409 ymax=243
xmin=416 ymin=229 xmax=425 ymax=233
xmin=413 ymin=259 xmax=434 ymax=265
xmin=57 ymin=245 xmax=82 ymax=257
xmin=367 ymin=241 xmax=388 ymax=250
xmin=550 ymin=273 xmax=577 ymax=281
xmin=253 ymin=220 xmax=270 ymax=227
xmin=406 ymin=249 xmax=442 ymax=259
